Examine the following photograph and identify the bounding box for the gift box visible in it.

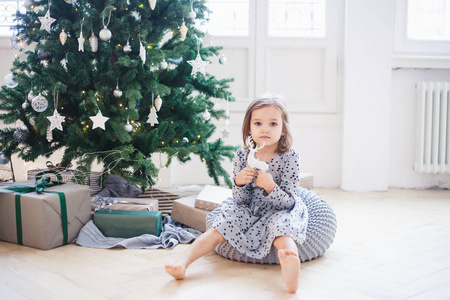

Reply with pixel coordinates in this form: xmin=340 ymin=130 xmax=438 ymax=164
xmin=194 ymin=185 xmax=232 ymax=211
xmin=300 ymin=173 xmax=314 ymax=190
xmin=0 ymin=178 xmax=91 ymax=250
xmin=171 ymin=195 xmax=209 ymax=232
xmin=91 ymin=197 xmax=159 ymax=212
xmin=93 ymin=210 xmax=162 ymax=238
xmin=27 ymin=169 xmax=102 ymax=196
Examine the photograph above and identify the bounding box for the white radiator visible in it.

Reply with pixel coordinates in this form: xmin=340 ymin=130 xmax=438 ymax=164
xmin=414 ymin=81 xmax=450 ymax=174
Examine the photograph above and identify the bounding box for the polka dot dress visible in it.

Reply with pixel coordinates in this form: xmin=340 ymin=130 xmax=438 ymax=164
xmin=209 ymin=148 xmax=308 ymax=259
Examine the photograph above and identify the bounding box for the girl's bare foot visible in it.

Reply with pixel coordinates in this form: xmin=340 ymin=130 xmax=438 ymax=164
xmin=278 ymin=249 xmax=300 ymax=293
xmin=165 ymin=264 xmax=186 ymax=280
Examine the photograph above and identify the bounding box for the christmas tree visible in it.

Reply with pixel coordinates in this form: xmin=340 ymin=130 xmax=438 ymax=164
xmin=0 ymin=0 xmax=236 ymax=190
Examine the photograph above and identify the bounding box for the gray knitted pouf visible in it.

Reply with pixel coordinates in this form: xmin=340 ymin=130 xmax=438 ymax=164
xmin=205 ymin=187 xmax=337 ymax=264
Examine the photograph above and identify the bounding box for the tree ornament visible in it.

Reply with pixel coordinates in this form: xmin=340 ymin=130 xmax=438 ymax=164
xmin=219 ymin=54 xmax=227 ymax=64
xmin=125 ymin=120 xmax=132 ymax=132
xmin=113 ymin=85 xmax=123 ymax=98
xmin=27 ymin=90 xmax=35 ymax=101
xmin=22 ymin=101 xmax=29 ymax=109
xmin=221 ymin=127 xmax=230 ymax=138
xmin=159 ymin=59 xmax=168 ymax=70
xmin=60 ymin=58 xmax=68 ymax=71
xmin=90 ymin=110 xmax=109 ymax=130
xmin=47 ymin=109 xmax=65 ymax=131
xmin=60 ymin=29 xmax=67 ymax=45
xmin=38 ymin=49 xmax=52 ymax=60
xmin=4 ymin=73 xmax=18 ymax=88
xmin=202 ymin=109 xmax=211 ymax=121
xmin=123 ymin=40 xmax=132 ymax=53
xmin=10 ymin=32 xmax=18 ymax=50
xmin=131 ymin=11 xmax=141 ymax=21
xmin=147 ymin=107 xmax=159 ymax=126
xmin=64 ymin=0 xmax=77 ymax=3
xmin=13 ymin=127 xmax=28 ymax=143
xmin=182 ymin=137 xmax=189 ymax=144
xmin=24 ymin=0 xmax=35 ymax=10
xmin=179 ymin=21 xmax=188 ymax=40
xmin=38 ymin=8 xmax=56 ymax=33
xmin=139 ymin=40 xmax=146 ymax=64
xmin=89 ymin=31 xmax=98 ymax=52
xmin=187 ymin=45 xmax=209 ymax=76
xmin=78 ymin=29 xmax=85 ymax=52
xmin=189 ymin=9 xmax=196 ymax=19
xmin=46 ymin=126 xmax=53 ymax=142
xmin=155 ymin=95 xmax=162 ymax=111
xmin=222 ymin=96 xmax=231 ymax=138
xmin=0 ymin=151 xmax=10 ymax=165
xmin=100 ymin=9 xmax=112 ymax=41
xmin=149 ymin=0 xmax=156 ymax=10
xmin=99 ymin=26 xmax=112 ymax=41
xmin=31 ymin=93 xmax=48 ymax=112
xmin=41 ymin=60 xmax=49 ymax=67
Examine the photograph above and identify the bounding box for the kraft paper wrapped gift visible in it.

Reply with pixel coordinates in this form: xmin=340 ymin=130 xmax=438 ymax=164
xmin=171 ymin=195 xmax=209 ymax=232
xmin=93 ymin=210 xmax=162 ymax=238
xmin=194 ymin=185 xmax=232 ymax=211
xmin=0 ymin=180 xmax=91 ymax=250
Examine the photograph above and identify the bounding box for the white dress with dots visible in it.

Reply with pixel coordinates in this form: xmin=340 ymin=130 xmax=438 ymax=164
xmin=209 ymin=148 xmax=308 ymax=259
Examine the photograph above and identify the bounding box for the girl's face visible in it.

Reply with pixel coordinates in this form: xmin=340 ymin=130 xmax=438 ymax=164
xmin=249 ymin=105 xmax=285 ymax=150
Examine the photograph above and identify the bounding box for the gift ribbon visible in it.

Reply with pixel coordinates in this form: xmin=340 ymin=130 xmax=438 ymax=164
xmin=4 ymin=170 xmax=68 ymax=245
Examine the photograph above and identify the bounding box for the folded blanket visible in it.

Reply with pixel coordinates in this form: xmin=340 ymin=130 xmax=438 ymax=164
xmin=76 ymin=216 xmax=200 ymax=249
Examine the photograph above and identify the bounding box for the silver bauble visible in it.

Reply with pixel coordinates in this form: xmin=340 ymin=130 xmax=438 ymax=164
xmin=123 ymin=42 xmax=132 ymax=53
xmin=125 ymin=122 xmax=133 ymax=132
xmin=22 ymin=101 xmax=29 ymax=109
xmin=0 ymin=151 xmax=10 ymax=165
xmin=113 ymin=87 xmax=123 ymax=98
xmin=13 ymin=128 xmax=27 ymax=142
xmin=159 ymin=60 xmax=168 ymax=70
xmin=182 ymin=137 xmax=189 ymax=144
xmin=99 ymin=26 xmax=112 ymax=41
xmin=31 ymin=93 xmax=48 ymax=112
xmin=24 ymin=0 xmax=35 ymax=10
xmin=27 ymin=90 xmax=35 ymax=101
xmin=219 ymin=54 xmax=227 ymax=64
xmin=202 ymin=109 xmax=211 ymax=121
xmin=4 ymin=73 xmax=18 ymax=88
xmin=189 ymin=10 xmax=196 ymax=19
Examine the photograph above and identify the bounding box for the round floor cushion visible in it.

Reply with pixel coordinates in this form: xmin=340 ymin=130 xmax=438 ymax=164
xmin=206 ymin=187 xmax=337 ymax=264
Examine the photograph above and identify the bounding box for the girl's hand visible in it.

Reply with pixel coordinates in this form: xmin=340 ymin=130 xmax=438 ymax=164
xmin=235 ymin=167 xmax=255 ymax=186
xmin=255 ymin=170 xmax=276 ymax=194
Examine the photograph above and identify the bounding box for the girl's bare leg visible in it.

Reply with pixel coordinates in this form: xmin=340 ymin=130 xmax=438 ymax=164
xmin=273 ymin=236 xmax=300 ymax=293
xmin=165 ymin=228 xmax=226 ymax=280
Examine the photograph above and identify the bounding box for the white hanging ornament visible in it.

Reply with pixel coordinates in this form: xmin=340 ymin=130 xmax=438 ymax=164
xmin=139 ymin=41 xmax=146 ymax=64
xmin=187 ymin=51 xmax=209 ymax=76
xmin=154 ymin=95 xmax=162 ymax=111
xmin=147 ymin=107 xmax=159 ymax=126
xmin=4 ymin=73 xmax=18 ymax=88
xmin=89 ymin=31 xmax=98 ymax=52
xmin=59 ymin=29 xmax=67 ymax=45
xmin=221 ymin=127 xmax=231 ymax=139
xmin=179 ymin=21 xmax=188 ymax=41
xmin=27 ymin=90 xmax=35 ymax=101
xmin=125 ymin=120 xmax=133 ymax=132
xmin=202 ymin=109 xmax=211 ymax=121
xmin=113 ymin=84 xmax=123 ymax=98
xmin=90 ymin=110 xmax=109 ymax=130
xmin=219 ymin=54 xmax=227 ymax=64
xmin=38 ymin=9 xmax=56 ymax=33
xmin=31 ymin=93 xmax=48 ymax=112
xmin=131 ymin=11 xmax=141 ymax=21
xmin=189 ymin=9 xmax=196 ymax=19
xmin=47 ymin=109 xmax=65 ymax=131
xmin=149 ymin=0 xmax=156 ymax=10
xmin=64 ymin=0 xmax=77 ymax=3
xmin=99 ymin=26 xmax=112 ymax=41
xmin=123 ymin=40 xmax=132 ymax=53
xmin=60 ymin=58 xmax=68 ymax=71
xmin=22 ymin=101 xmax=29 ymax=109
xmin=46 ymin=126 xmax=53 ymax=142
xmin=78 ymin=28 xmax=85 ymax=52
xmin=159 ymin=59 xmax=167 ymax=70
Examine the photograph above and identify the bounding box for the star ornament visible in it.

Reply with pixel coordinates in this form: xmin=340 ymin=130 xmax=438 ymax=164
xmin=47 ymin=109 xmax=65 ymax=131
xmin=38 ymin=9 xmax=56 ymax=33
xmin=187 ymin=52 xmax=210 ymax=76
xmin=90 ymin=110 xmax=109 ymax=130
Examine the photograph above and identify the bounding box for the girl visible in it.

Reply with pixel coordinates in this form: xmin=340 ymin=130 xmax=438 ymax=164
xmin=165 ymin=96 xmax=307 ymax=293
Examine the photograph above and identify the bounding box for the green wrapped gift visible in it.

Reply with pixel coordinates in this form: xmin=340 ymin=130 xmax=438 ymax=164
xmin=93 ymin=210 xmax=162 ymax=238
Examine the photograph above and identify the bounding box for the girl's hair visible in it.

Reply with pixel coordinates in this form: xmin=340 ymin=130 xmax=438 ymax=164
xmin=242 ymin=95 xmax=293 ymax=153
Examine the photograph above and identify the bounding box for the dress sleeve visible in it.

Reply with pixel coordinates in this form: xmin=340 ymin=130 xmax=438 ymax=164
xmin=232 ymin=148 xmax=253 ymax=205
xmin=265 ymin=149 xmax=300 ymax=210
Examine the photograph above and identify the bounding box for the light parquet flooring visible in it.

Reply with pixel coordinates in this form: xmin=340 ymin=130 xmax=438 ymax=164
xmin=1 ymin=188 xmax=449 ymax=300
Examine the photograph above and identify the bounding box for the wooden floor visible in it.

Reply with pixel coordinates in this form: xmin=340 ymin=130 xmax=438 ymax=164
xmin=1 ymin=188 xmax=449 ymax=300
